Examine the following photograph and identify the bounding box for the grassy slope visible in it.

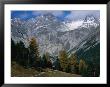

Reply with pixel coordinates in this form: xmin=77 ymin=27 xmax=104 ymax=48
xmin=11 ymin=62 xmax=81 ymax=77
xmin=11 ymin=62 xmax=39 ymax=77
xmin=36 ymin=68 xmax=81 ymax=77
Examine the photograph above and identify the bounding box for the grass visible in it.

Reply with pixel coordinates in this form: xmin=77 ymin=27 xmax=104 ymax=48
xmin=11 ymin=62 xmax=39 ymax=77
xmin=37 ymin=68 xmax=81 ymax=77
xmin=11 ymin=61 xmax=81 ymax=77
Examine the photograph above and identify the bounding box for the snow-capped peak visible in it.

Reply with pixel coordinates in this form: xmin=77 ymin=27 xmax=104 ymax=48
xmin=66 ymin=20 xmax=83 ymax=31
xmin=80 ymin=15 xmax=99 ymax=28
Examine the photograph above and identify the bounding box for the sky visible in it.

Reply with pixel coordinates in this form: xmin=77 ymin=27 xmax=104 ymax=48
xmin=11 ymin=10 xmax=100 ymax=21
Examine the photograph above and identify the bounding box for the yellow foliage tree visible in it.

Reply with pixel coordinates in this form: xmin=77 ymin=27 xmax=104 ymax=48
xmin=69 ymin=53 xmax=78 ymax=73
xmin=45 ymin=52 xmax=52 ymax=68
xmin=59 ymin=49 xmax=68 ymax=72
xmin=29 ymin=37 xmax=40 ymax=66
xmin=79 ymin=59 xmax=87 ymax=75
xmin=69 ymin=53 xmax=77 ymax=66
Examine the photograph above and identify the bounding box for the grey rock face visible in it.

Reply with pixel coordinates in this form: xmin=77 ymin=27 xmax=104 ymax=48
xmin=11 ymin=13 xmax=100 ymax=56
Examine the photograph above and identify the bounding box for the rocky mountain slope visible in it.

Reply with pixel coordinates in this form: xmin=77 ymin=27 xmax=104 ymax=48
xmin=11 ymin=13 xmax=100 ymax=58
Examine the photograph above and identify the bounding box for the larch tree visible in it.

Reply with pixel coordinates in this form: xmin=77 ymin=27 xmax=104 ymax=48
xmin=59 ymin=49 xmax=68 ymax=72
xmin=79 ymin=59 xmax=87 ymax=76
xmin=69 ymin=53 xmax=78 ymax=73
xmin=29 ymin=37 xmax=40 ymax=67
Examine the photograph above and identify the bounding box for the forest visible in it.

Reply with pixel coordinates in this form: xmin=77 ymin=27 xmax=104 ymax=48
xmin=11 ymin=37 xmax=100 ymax=77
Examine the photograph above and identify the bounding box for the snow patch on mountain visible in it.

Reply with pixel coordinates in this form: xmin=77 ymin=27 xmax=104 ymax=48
xmin=80 ymin=15 xmax=100 ymax=28
xmin=11 ymin=13 xmax=100 ymax=56
xmin=66 ymin=20 xmax=83 ymax=30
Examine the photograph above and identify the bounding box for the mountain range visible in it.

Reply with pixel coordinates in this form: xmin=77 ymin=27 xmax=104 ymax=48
xmin=11 ymin=13 xmax=100 ymax=61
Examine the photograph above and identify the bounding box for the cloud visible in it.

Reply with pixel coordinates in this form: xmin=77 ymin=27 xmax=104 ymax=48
xmin=11 ymin=10 xmax=99 ymax=21
xmin=32 ymin=11 xmax=43 ymax=16
xmin=32 ymin=11 xmax=64 ymax=17
xmin=32 ymin=10 xmax=100 ymax=21
xmin=19 ymin=13 xmax=29 ymax=19
xmin=66 ymin=10 xmax=100 ymax=20
xmin=51 ymin=11 xmax=64 ymax=17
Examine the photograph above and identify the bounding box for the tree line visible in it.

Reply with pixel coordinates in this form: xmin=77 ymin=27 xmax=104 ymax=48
xmin=11 ymin=37 xmax=99 ymax=76
xmin=11 ymin=37 xmax=52 ymax=70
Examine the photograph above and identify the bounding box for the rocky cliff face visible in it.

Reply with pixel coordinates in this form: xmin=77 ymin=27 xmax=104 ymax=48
xmin=11 ymin=13 xmax=100 ymax=56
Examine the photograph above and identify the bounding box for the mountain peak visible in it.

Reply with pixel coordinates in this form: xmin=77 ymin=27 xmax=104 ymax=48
xmin=84 ymin=15 xmax=99 ymax=23
xmin=80 ymin=15 xmax=99 ymax=28
xmin=11 ymin=13 xmax=100 ymax=56
xmin=43 ymin=13 xmax=55 ymax=17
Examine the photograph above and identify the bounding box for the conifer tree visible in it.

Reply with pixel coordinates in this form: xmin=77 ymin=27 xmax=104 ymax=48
xmin=11 ymin=39 xmax=16 ymax=61
xmin=59 ymin=49 xmax=68 ymax=72
xmin=29 ymin=37 xmax=40 ymax=67
xmin=45 ymin=52 xmax=52 ymax=68
xmin=79 ymin=59 xmax=87 ymax=76
xmin=69 ymin=53 xmax=78 ymax=73
xmin=41 ymin=54 xmax=47 ymax=68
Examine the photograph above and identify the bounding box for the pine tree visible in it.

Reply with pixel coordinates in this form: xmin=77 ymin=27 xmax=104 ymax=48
xmin=53 ymin=58 xmax=61 ymax=70
xmin=45 ymin=52 xmax=50 ymax=62
xmin=41 ymin=54 xmax=47 ymax=68
xmin=92 ymin=55 xmax=100 ymax=77
xmin=14 ymin=41 xmax=27 ymax=66
xmin=11 ymin=39 xmax=17 ymax=61
xmin=45 ymin=52 xmax=52 ymax=68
